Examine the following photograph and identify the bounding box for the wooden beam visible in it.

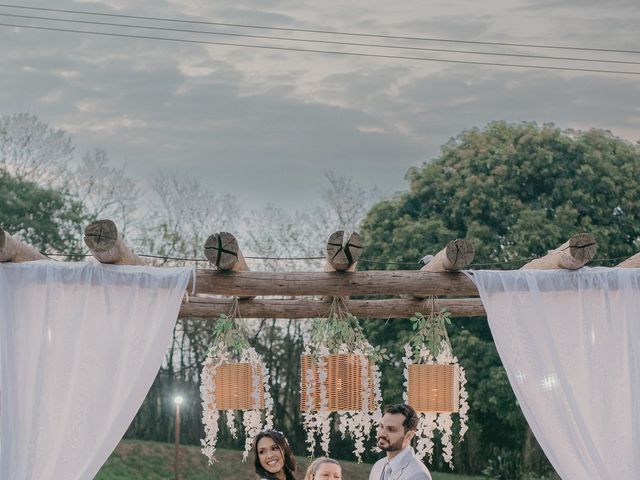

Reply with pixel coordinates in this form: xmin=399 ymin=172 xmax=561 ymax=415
xmin=84 ymin=219 xmax=146 ymax=265
xmin=325 ymin=230 xmax=362 ymax=272
xmin=617 ymin=252 xmax=640 ymax=268
xmin=0 ymin=229 xmax=48 ymax=262
xmin=191 ymin=270 xmax=478 ymax=297
xmin=179 ymin=296 xmax=486 ymax=319
xmin=521 ymin=233 xmax=597 ymax=270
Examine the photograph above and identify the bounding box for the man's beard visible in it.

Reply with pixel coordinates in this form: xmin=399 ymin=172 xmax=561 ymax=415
xmin=377 ymin=436 xmax=404 ymax=452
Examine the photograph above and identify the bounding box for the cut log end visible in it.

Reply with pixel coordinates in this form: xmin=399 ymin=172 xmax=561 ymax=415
xmin=567 ymin=233 xmax=598 ymax=263
xmin=204 ymin=232 xmax=239 ymax=270
xmin=204 ymin=232 xmax=249 ymax=273
xmin=521 ymin=233 xmax=597 ymax=270
xmin=420 ymin=239 xmax=475 ymax=273
xmin=443 ymin=239 xmax=475 ymax=270
xmin=326 ymin=230 xmax=362 ymax=272
xmin=84 ymin=219 xmax=145 ymax=265
xmin=84 ymin=219 xmax=118 ymax=252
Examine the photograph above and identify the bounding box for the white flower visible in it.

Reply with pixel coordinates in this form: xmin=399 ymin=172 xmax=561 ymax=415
xmin=405 ymin=336 xmax=469 ymax=468
xmin=200 ymin=344 xmax=273 ymax=464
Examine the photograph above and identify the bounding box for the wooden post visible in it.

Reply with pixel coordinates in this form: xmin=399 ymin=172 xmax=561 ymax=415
xmin=521 ymin=233 xmax=597 ymax=270
xmin=203 ymin=232 xmax=249 ymax=271
xmin=617 ymin=252 xmax=640 ymax=268
xmin=84 ymin=219 xmax=146 ymax=265
xmin=325 ymin=230 xmax=362 ymax=272
xmin=0 ymin=229 xmax=48 ymax=262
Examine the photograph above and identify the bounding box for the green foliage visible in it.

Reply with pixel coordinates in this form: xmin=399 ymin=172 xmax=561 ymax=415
xmin=210 ymin=313 xmax=250 ymax=357
xmin=362 ymin=122 xmax=640 ymax=268
xmin=309 ymin=298 xmax=388 ymax=362
xmin=408 ymin=307 xmax=452 ymax=359
xmin=0 ymin=171 xmax=88 ymax=256
xmin=360 ymin=122 xmax=639 ymax=475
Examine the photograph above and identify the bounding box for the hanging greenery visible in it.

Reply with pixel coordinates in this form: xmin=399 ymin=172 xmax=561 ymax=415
xmin=200 ymin=303 xmax=273 ymax=464
xmin=402 ymin=299 xmax=469 ymax=468
xmin=300 ymin=297 xmax=385 ymax=462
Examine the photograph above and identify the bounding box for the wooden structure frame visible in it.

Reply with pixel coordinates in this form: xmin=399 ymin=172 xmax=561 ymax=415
xmin=1 ymin=220 xmax=638 ymax=319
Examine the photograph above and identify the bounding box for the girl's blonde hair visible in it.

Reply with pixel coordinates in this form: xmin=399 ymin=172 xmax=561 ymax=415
xmin=304 ymin=457 xmax=341 ymax=480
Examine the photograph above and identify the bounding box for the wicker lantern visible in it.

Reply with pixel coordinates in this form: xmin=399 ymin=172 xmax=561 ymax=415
xmin=407 ymin=363 xmax=459 ymax=413
xmin=214 ymin=362 xmax=265 ymax=410
xmin=300 ymin=298 xmax=382 ymax=460
xmin=200 ymin=311 xmax=273 ymax=464
xmin=402 ymin=306 xmax=469 ymax=468
xmin=300 ymin=353 xmax=376 ymax=412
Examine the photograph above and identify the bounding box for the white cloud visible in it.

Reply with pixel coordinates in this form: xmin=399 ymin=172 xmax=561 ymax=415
xmin=0 ymin=0 xmax=638 ymax=212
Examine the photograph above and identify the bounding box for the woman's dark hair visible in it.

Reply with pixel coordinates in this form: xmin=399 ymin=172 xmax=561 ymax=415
xmin=253 ymin=429 xmax=297 ymax=480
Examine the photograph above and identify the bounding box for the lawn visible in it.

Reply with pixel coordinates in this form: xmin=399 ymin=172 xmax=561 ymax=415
xmin=95 ymin=440 xmax=484 ymax=480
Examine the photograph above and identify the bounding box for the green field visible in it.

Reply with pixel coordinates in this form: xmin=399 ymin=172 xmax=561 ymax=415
xmin=96 ymin=440 xmax=484 ymax=480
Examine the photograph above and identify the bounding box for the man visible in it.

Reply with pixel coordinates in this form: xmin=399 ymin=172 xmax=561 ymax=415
xmin=369 ymin=404 xmax=432 ymax=480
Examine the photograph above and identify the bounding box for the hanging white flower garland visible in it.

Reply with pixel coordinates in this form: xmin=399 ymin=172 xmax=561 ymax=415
xmin=301 ymin=298 xmax=384 ymax=462
xmin=402 ymin=307 xmax=469 ymax=469
xmin=200 ymin=313 xmax=274 ymax=464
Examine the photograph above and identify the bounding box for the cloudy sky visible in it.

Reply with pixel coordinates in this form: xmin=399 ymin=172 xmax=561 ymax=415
xmin=1 ymin=0 xmax=639 ymax=212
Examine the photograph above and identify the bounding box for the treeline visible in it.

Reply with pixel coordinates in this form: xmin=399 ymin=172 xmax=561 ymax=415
xmin=3 ymin=114 xmax=639 ymax=478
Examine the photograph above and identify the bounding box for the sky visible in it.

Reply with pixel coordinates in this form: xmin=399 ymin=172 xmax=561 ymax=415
xmin=1 ymin=0 xmax=639 ymax=212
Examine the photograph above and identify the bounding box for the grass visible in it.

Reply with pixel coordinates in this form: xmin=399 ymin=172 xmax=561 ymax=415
xmin=95 ymin=439 xmax=484 ymax=480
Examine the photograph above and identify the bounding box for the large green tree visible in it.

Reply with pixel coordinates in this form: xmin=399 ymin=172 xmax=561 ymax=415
xmin=360 ymin=121 xmax=640 ymax=476
xmin=0 ymin=172 xmax=88 ymax=256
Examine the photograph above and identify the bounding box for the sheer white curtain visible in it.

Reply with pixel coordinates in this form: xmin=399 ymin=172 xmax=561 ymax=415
xmin=467 ymin=268 xmax=640 ymax=480
xmin=0 ymin=261 xmax=191 ymax=480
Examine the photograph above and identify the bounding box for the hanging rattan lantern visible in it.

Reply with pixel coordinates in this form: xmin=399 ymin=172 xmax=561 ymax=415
xmin=300 ymin=353 xmax=376 ymax=412
xmin=213 ymin=362 xmax=265 ymax=410
xmin=407 ymin=363 xmax=459 ymax=413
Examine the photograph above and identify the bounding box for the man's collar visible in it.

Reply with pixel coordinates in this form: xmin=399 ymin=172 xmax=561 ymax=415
xmin=388 ymin=445 xmax=414 ymax=471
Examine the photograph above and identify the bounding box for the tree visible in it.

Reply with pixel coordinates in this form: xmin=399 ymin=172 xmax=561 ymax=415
xmin=363 ymin=122 xmax=639 ymax=267
xmin=0 ymin=113 xmax=73 ymax=185
xmin=69 ymin=149 xmax=144 ymax=237
xmin=360 ymin=121 xmax=640 ymax=475
xmin=0 ymin=171 xmax=88 ymax=256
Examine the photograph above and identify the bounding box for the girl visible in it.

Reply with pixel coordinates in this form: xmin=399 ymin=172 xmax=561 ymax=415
xmin=253 ymin=430 xmax=298 ymax=480
xmin=304 ymin=457 xmax=342 ymax=480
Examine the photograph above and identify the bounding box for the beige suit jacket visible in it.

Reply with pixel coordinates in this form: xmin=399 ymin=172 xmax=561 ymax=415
xmin=368 ymin=448 xmax=432 ymax=480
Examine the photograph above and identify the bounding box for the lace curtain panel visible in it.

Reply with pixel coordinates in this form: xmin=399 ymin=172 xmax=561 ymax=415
xmin=0 ymin=261 xmax=191 ymax=480
xmin=467 ymin=268 xmax=640 ymax=480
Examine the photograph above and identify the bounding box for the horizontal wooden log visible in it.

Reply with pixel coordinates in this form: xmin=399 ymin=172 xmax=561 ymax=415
xmin=179 ymin=297 xmax=486 ymax=319
xmin=0 ymin=229 xmax=48 ymax=262
xmin=521 ymin=233 xmax=597 ymax=270
xmin=191 ymin=270 xmax=478 ymax=297
xmin=84 ymin=219 xmax=146 ymax=265
xmin=617 ymin=252 xmax=640 ymax=268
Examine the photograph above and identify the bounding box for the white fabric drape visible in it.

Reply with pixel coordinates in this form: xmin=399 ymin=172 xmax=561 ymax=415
xmin=466 ymin=268 xmax=640 ymax=480
xmin=0 ymin=261 xmax=191 ymax=480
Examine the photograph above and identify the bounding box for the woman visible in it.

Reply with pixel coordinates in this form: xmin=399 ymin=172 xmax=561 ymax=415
xmin=253 ymin=429 xmax=298 ymax=480
xmin=304 ymin=457 xmax=342 ymax=480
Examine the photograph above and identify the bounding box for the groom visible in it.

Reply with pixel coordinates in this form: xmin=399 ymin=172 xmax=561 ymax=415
xmin=369 ymin=404 xmax=432 ymax=480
